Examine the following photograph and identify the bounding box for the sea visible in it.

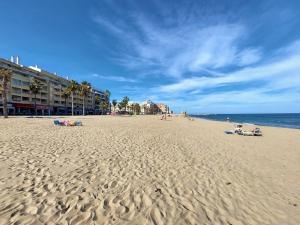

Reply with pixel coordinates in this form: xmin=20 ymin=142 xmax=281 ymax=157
xmin=191 ymin=113 xmax=300 ymax=129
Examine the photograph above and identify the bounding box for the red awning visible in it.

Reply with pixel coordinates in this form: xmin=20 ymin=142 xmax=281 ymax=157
xmin=13 ymin=103 xmax=49 ymax=110
xmin=13 ymin=103 xmax=34 ymax=109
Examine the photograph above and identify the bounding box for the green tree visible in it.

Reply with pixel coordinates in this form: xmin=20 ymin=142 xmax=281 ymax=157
xmin=104 ymin=90 xmax=111 ymax=112
xmin=122 ymin=96 xmax=129 ymax=112
xmin=67 ymin=80 xmax=79 ymax=116
xmin=130 ymin=103 xmax=135 ymax=114
xmin=94 ymin=95 xmax=101 ymax=114
xmin=104 ymin=90 xmax=111 ymax=100
xmin=134 ymin=103 xmax=141 ymax=115
xmin=0 ymin=68 xmax=12 ymax=118
xmin=29 ymin=78 xmax=43 ymax=116
xmin=118 ymin=102 xmax=124 ymax=111
xmin=112 ymin=99 xmax=117 ymax=112
xmin=100 ymin=100 xmax=109 ymax=114
xmin=95 ymin=95 xmax=101 ymax=105
xmin=62 ymin=88 xmax=71 ymax=115
xmin=79 ymin=81 xmax=91 ymax=116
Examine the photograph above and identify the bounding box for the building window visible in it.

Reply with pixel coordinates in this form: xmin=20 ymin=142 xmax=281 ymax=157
xmin=12 ymin=79 xmax=22 ymax=86
xmin=22 ymin=97 xmax=30 ymax=102
xmin=12 ymin=87 xmax=22 ymax=94
xmin=20 ymin=73 xmax=29 ymax=78
xmin=12 ymin=95 xmax=22 ymax=102
xmin=22 ymin=89 xmax=30 ymax=94
xmin=22 ymin=81 xmax=30 ymax=86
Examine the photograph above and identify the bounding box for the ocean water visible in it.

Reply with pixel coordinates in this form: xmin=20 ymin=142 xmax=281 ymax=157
xmin=191 ymin=113 xmax=300 ymax=129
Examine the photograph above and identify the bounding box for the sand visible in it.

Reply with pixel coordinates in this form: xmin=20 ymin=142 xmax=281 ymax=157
xmin=0 ymin=115 xmax=299 ymax=225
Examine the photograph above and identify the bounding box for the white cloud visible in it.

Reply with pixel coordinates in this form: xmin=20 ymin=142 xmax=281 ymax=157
xmin=90 ymin=4 xmax=300 ymax=113
xmin=92 ymin=12 xmax=262 ymax=78
xmin=149 ymin=40 xmax=300 ymax=113
xmin=157 ymin=45 xmax=300 ymax=93
xmin=237 ymin=48 xmax=262 ymax=66
xmin=93 ymin=16 xmax=124 ymax=34
xmin=92 ymin=74 xmax=137 ymax=83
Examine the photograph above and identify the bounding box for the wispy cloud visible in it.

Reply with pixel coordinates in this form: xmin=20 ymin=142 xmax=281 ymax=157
xmin=157 ymin=40 xmax=300 ymax=94
xmin=89 ymin=1 xmax=300 ymax=113
xmin=237 ymin=48 xmax=262 ymax=66
xmin=92 ymin=74 xmax=137 ymax=83
xmin=92 ymin=9 xmax=263 ymax=78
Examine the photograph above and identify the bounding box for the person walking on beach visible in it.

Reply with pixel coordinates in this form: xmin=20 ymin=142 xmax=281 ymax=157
xmin=161 ymin=112 xmax=167 ymax=120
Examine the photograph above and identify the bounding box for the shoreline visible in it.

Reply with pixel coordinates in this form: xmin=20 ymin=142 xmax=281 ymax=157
xmin=190 ymin=114 xmax=300 ymax=130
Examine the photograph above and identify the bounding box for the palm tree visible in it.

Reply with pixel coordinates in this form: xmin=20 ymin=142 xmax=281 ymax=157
xmin=134 ymin=103 xmax=141 ymax=115
xmin=123 ymin=96 xmax=129 ymax=112
xmin=29 ymin=78 xmax=43 ymax=116
xmin=104 ymin=90 xmax=111 ymax=112
xmin=95 ymin=95 xmax=101 ymax=105
xmin=130 ymin=103 xmax=135 ymax=114
xmin=118 ymin=102 xmax=123 ymax=112
xmin=62 ymin=88 xmax=71 ymax=115
xmin=94 ymin=95 xmax=100 ymax=115
xmin=100 ymin=100 xmax=108 ymax=115
xmin=104 ymin=90 xmax=111 ymax=100
xmin=0 ymin=68 xmax=12 ymax=118
xmin=112 ymin=99 xmax=117 ymax=112
xmin=68 ymin=80 xmax=79 ymax=116
xmin=79 ymin=81 xmax=91 ymax=116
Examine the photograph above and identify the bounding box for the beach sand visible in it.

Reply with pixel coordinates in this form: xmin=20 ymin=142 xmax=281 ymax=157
xmin=0 ymin=115 xmax=299 ymax=225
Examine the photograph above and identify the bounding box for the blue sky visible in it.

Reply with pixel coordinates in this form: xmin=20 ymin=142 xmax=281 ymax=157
xmin=1 ymin=0 xmax=300 ymax=113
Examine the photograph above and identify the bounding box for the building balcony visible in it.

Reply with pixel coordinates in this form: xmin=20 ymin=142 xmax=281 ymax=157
xmin=41 ymin=95 xmax=48 ymax=100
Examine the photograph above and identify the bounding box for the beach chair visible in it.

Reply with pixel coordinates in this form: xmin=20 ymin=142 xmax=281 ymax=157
xmin=68 ymin=121 xmax=76 ymax=126
xmin=242 ymin=131 xmax=254 ymax=136
xmin=60 ymin=120 xmax=68 ymax=126
xmin=54 ymin=120 xmax=60 ymax=126
xmin=75 ymin=121 xmax=82 ymax=126
xmin=234 ymin=124 xmax=243 ymax=134
xmin=224 ymin=130 xmax=235 ymax=134
xmin=235 ymin=128 xmax=243 ymax=135
xmin=253 ymin=128 xmax=262 ymax=136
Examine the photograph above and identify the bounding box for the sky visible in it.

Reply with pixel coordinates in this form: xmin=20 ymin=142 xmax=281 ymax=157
xmin=0 ymin=0 xmax=300 ymax=113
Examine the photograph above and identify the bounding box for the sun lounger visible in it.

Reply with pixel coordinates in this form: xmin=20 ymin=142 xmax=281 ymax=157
xmin=253 ymin=128 xmax=262 ymax=136
xmin=235 ymin=128 xmax=243 ymax=135
xmin=75 ymin=121 xmax=82 ymax=126
xmin=68 ymin=121 xmax=76 ymax=126
xmin=224 ymin=130 xmax=235 ymax=134
xmin=53 ymin=120 xmax=82 ymax=126
xmin=53 ymin=120 xmax=60 ymax=126
xmin=242 ymin=131 xmax=254 ymax=136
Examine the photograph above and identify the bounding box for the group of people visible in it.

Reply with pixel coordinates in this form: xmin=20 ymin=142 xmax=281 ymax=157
xmin=225 ymin=124 xmax=263 ymax=136
xmin=53 ymin=120 xmax=82 ymax=126
xmin=161 ymin=113 xmax=171 ymax=120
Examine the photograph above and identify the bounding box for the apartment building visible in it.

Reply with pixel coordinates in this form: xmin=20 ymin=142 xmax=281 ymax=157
xmin=140 ymin=100 xmax=169 ymax=115
xmin=0 ymin=57 xmax=106 ymax=115
xmin=156 ymin=103 xmax=170 ymax=114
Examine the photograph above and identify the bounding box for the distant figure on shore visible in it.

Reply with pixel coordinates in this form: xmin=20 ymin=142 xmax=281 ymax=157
xmin=161 ymin=113 xmax=167 ymax=120
xmin=226 ymin=117 xmax=230 ymax=122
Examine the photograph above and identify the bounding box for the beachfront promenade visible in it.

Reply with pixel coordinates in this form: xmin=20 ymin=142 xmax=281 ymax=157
xmin=0 ymin=116 xmax=299 ymax=224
